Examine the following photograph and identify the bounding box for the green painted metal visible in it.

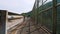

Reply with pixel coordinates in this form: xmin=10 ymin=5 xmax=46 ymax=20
xmin=20 ymin=0 xmax=59 ymax=34
xmin=52 ymin=0 xmax=57 ymax=34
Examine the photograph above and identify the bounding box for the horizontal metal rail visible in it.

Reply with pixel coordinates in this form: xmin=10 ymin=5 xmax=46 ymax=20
xmin=38 ymin=3 xmax=60 ymax=15
xmin=8 ymin=12 xmax=21 ymax=15
xmin=8 ymin=17 xmax=22 ymax=21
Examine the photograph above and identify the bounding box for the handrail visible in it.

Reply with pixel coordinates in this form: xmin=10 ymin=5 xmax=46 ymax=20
xmin=8 ymin=12 xmax=21 ymax=16
xmin=38 ymin=3 xmax=60 ymax=15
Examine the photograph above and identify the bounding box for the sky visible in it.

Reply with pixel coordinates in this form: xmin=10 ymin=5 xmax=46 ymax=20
xmin=0 ymin=0 xmax=35 ymax=14
xmin=0 ymin=0 xmax=52 ymax=14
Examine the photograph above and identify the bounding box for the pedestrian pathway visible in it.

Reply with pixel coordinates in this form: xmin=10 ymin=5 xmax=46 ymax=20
xmin=17 ymin=17 xmax=50 ymax=34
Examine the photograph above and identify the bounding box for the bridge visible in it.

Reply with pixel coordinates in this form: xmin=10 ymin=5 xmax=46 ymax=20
xmin=0 ymin=0 xmax=60 ymax=34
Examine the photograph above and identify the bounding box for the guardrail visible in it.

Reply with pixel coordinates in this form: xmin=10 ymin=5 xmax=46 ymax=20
xmin=31 ymin=0 xmax=58 ymax=34
xmin=0 ymin=10 xmax=24 ymax=34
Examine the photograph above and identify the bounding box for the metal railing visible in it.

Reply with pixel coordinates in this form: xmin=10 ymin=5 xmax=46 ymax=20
xmin=31 ymin=0 xmax=58 ymax=34
xmin=8 ymin=0 xmax=59 ymax=34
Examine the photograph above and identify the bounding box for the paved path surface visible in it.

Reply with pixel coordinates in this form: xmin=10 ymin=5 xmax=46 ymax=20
xmin=7 ymin=18 xmax=23 ymax=30
xmin=7 ymin=17 xmax=51 ymax=34
xmin=17 ymin=18 xmax=50 ymax=34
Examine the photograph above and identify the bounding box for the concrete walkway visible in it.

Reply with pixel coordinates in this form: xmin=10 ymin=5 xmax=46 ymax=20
xmin=7 ymin=17 xmax=51 ymax=34
xmin=17 ymin=18 xmax=51 ymax=34
xmin=6 ymin=18 xmax=24 ymax=34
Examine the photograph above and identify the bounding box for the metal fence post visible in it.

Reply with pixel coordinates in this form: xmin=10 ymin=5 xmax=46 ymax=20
xmin=36 ymin=0 xmax=39 ymax=25
xmin=0 ymin=10 xmax=7 ymax=34
xmin=52 ymin=0 xmax=57 ymax=34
